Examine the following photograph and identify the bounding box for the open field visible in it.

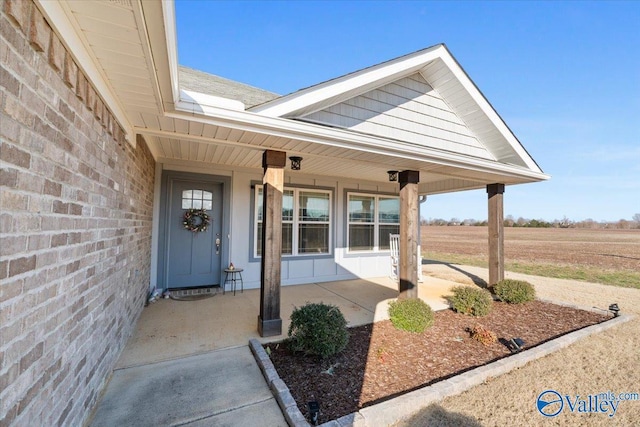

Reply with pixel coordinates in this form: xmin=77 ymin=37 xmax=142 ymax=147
xmin=422 ymin=227 xmax=640 ymax=288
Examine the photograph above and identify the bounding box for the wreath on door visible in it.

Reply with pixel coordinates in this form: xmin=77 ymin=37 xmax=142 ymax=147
xmin=182 ymin=209 xmax=211 ymax=232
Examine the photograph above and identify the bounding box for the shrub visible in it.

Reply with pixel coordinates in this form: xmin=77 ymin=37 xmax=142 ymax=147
xmin=493 ymin=279 xmax=536 ymax=304
xmin=287 ymin=302 xmax=349 ymax=358
xmin=388 ymin=298 xmax=434 ymax=333
xmin=469 ymin=325 xmax=497 ymax=346
xmin=449 ymin=286 xmax=493 ymax=316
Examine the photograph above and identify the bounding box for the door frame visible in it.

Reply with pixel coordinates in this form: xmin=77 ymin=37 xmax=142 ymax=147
xmin=157 ymin=170 xmax=231 ymax=291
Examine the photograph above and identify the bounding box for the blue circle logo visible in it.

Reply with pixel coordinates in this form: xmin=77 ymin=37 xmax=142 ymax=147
xmin=537 ymin=390 xmax=564 ymax=417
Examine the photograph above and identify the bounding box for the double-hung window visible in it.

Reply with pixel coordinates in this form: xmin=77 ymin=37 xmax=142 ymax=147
xmin=255 ymin=186 xmax=331 ymax=257
xmin=347 ymin=193 xmax=399 ymax=252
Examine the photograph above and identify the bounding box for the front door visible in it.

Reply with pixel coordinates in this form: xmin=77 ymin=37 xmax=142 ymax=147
xmin=163 ymin=174 xmax=223 ymax=289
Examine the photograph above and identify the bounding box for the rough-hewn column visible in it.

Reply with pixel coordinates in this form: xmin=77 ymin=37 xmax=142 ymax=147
xmin=399 ymin=170 xmax=420 ymax=299
xmin=487 ymin=183 xmax=505 ymax=286
xmin=258 ymin=150 xmax=286 ymax=336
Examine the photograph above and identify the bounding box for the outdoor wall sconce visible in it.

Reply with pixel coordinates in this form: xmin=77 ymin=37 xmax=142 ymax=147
xmin=509 ymin=337 xmax=525 ymax=353
xmin=387 ymin=170 xmax=399 ymax=182
xmin=308 ymin=400 xmax=320 ymax=425
xmin=609 ymin=303 xmax=620 ymax=317
xmin=289 ymin=156 xmax=303 ymax=170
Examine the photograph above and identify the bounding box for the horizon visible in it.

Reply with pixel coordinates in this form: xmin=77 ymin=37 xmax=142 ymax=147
xmin=175 ymin=1 xmax=639 ymax=222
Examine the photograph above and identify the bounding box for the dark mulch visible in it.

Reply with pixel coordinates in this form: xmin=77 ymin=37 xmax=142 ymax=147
xmin=265 ymin=300 xmax=609 ymax=424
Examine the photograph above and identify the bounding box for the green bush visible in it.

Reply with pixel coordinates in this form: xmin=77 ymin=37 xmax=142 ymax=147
xmin=493 ymin=279 xmax=536 ymax=304
xmin=449 ymin=286 xmax=493 ymax=316
xmin=287 ymin=302 xmax=349 ymax=358
xmin=388 ymin=298 xmax=434 ymax=333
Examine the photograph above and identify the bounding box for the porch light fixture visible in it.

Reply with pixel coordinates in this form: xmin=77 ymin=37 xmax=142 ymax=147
xmin=289 ymin=156 xmax=303 ymax=170
xmin=308 ymin=400 xmax=320 ymax=425
xmin=509 ymin=337 xmax=525 ymax=353
xmin=387 ymin=170 xmax=399 ymax=182
xmin=609 ymin=303 xmax=620 ymax=317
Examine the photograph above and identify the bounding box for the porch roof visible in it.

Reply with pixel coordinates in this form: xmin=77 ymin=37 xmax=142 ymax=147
xmin=39 ymin=0 xmax=549 ymax=194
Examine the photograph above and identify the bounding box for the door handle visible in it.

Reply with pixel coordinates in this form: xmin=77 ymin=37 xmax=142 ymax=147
xmin=215 ymin=235 xmax=221 ymax=254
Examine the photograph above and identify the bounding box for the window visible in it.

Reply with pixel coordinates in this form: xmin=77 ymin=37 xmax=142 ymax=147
xmin=255 ymin=187 xmax=331 ymax=257
xmin=347 ymin=193 xmax=399 ymax=252
xmin=182 ymin=189 xmax=213 ymax=210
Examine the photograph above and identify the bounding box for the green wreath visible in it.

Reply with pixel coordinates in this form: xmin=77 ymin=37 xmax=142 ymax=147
xmin=183 ymin=209 xmax=210 ymax=232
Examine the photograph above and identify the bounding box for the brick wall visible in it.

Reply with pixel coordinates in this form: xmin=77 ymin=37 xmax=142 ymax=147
xmin=1 ymin=1 xmax=155 ymax=425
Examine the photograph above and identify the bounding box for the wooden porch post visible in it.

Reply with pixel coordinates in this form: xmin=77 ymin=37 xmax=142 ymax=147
xmin=399 ymin=170 xmax=420 ymax=299
xmin=487 ymin=183 xmax=505 ymax=286
xmin=258 ymin=150 xmax=286 ymax=337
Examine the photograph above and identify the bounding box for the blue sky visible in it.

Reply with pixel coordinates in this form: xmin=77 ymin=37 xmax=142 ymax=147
xmin=175 ymin=1 xmax=639 ymax=222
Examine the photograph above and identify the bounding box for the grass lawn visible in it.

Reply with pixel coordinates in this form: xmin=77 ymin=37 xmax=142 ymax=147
xmin=424 ymin=251 xmax=640 ymax=289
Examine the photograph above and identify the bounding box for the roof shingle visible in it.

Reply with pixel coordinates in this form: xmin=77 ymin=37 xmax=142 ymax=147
xmin=178 ymin=65 xmax=280 ymax=108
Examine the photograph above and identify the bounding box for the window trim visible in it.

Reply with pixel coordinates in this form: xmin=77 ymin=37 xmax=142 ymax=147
xmin=252 ymin=184 xmax=333 ymax=259
xmin=346 ymin=191 xmax=400 ymax=254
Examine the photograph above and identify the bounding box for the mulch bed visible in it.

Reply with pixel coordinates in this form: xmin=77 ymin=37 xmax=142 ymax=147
xmin=265 ymin=300 xmax=609 ymax=424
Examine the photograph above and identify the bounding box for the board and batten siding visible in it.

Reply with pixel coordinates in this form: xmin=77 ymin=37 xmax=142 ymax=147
xmin=222 ymin=170 xmax=397 ymax=289
xmin=301 ymin=73 xmax=494 ymax=160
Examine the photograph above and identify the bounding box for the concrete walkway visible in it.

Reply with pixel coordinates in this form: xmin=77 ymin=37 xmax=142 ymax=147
xmin=88 ymin=276 xmax=459 ymax=426
xmin=90 ymin=346 xmax=287 ymax=426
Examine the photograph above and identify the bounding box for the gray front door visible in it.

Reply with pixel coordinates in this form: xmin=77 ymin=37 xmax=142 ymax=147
xmin=164 ymin=176 xmax=223 ymax=289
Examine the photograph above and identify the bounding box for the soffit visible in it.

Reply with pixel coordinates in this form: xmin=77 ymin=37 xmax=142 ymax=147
xmin=59 ymin=0 xmax=162 ymax=117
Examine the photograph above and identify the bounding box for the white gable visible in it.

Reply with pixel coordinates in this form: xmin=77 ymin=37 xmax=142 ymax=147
xmin=298 ymin=73 xmax=494 ymax=161
xmin=252 ymin=45 xmax=544 ymax=173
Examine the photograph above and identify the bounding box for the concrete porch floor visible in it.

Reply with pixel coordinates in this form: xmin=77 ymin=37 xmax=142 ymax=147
xmin=90 ymin=275 xmax=462 ymax=426
xmin=116 ymin=275 xmax=459 ymax=369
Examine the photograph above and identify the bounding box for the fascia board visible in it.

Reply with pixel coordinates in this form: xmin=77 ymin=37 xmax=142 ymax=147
xmin=36 ymin=0 xmax=135 ymax=147
xmin=131 ymin=0 xmax=164 ymax=115
xmin=435 ymin=51 xmax=544 ymax=174
xmin=249 ymin=45 xmax=444 ymax=117
xmin=159 ymin=0 xmax=180 ymax=109
xmin=174 ymin=96 xmax=549 ymax=183
xmin=135 ymin=0 xmax=177 ymax=114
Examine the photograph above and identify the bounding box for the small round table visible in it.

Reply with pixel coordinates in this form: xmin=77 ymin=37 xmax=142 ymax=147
xmin=223 ymin=268 xmax=244 ymax=295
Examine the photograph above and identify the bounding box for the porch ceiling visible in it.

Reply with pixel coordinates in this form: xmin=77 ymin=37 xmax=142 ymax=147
xmin=134 ymin=115 xmax=531 ymax=194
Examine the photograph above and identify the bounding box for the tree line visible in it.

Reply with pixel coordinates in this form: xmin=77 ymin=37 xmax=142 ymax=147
xmin=421 ymin=213 xmax=640 ymax=230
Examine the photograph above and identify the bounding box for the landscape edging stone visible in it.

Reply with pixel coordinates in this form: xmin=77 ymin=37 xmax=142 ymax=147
xmin=249 ymin=339 xmax=310 ymax=427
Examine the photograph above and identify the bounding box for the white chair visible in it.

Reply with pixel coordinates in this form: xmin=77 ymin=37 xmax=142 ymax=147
xmin=389 ymin=234 xmax=423 ymax=282
xmin=389 ymin=234 xmax=399 ymax=281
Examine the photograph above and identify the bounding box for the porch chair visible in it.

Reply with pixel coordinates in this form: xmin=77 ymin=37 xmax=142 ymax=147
xmin=389 ymin=234 xmax=399 ymax=281
xmin=389 ymin=234 xmax=424 ymax=282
